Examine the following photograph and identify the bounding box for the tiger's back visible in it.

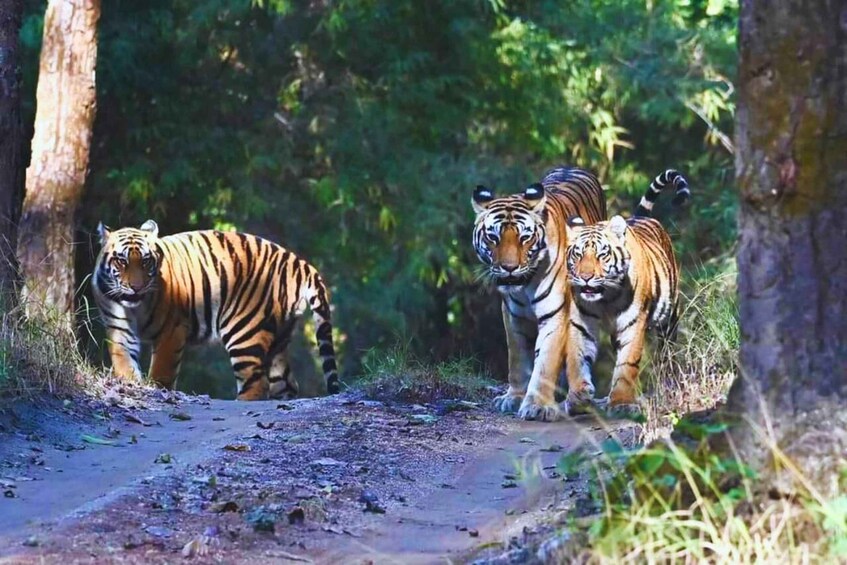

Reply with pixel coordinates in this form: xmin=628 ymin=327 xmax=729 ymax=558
xmin=541 ymin=166 xmax=607 ymax=228
xmin=93 ymin=222 xmax=339 ymax=400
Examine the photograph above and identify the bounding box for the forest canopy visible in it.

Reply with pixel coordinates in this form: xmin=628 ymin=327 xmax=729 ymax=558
xmin=18 ymin=0 xmax=738 ymax=383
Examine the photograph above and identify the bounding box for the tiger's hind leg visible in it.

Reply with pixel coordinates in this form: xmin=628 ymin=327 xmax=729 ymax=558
xmin=268 ymin=350 xmax=297 ymax=399
xmin=227 ymin=331 xmax=273 ymax=401
xmin=232 ymin=360 xmax=270 ymax=400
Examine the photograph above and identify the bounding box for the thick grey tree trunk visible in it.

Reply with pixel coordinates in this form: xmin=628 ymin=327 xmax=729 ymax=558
xmin=18 ymin=0 xmax=100 ymax=327
xmin=732 ymin=0 xmax=847 ymax=495
xmin=0 ymin=0 xmax=25 ymax=310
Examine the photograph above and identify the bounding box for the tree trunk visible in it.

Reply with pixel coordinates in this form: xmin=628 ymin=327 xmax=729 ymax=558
xmin=0 ymin=0 xmax=25 ymax=311
xmin=732 ymin=0 xmax=847 ymax=496
xmin=18 ymin=0 xmax=100 ymax=325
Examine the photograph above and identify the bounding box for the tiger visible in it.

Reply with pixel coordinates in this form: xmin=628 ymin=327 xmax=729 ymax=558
xmin=564 ymin=169 xmax=689 ymax=415
xmin=92 ymin=220 xmax=340 ymax=400
xmin=472 ymin=166 xmax=607 ymax=421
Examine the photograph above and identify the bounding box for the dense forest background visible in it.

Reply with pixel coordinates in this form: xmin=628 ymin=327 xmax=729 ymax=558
xmin=17 ymin=0 xmax=738 ymax=396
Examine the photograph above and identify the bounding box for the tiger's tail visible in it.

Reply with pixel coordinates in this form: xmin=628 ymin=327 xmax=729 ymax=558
xmin=304 ymin=270 xmax=340 ymax=394
xmin=635 ymin=169 xmax=690 ymax=217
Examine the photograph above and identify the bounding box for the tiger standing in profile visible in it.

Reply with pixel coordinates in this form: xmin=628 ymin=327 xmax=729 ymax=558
xmin=564 ymin=170 xmax=689 ymax=415
xmin=92 ymin=220 xmax=340 ymax=400
xmin=472 ymin=167 xmax=607 ymax=421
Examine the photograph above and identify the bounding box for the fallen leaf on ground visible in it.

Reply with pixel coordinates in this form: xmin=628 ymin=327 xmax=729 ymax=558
xmin=181 ymin=530 xmax=220 ymax=558
xmin=501 ymin=480 xmax=518 ymax=489
xmin=257 ymin=421 xmax=274 ymax=430
xmin=210 ymin=501 xmax=239 ymax=513
xmin=264 ymin=551 xmax=312 ymax=563
xmin=540 ymin=444 xmax=564 ymax=452
xmin=359 ymin=491 xmax=386 ymax=514
xmin=310 ymin=457 xmax=345 ymax=467
xmin=80 ymin=434 xmax=117 ymax=446
xmin=223 ymin=444 xmax=251 ymax=452
xmin=169 ymin=411 xmax=192 ymax=421
xmin=124 ymin=413 xmax=151 ymax=426
xmin=407 ymin=414 xmax=438 ymax=425
xmin=154 ymin=453 xmax=173 ymax=464
xmin=518 ymin=437 xmax=536 ymax=444
xmin=287 ymin=507 xmax=305 ymax=525
xmin=144 ymin=526 xmax=173 ymax=538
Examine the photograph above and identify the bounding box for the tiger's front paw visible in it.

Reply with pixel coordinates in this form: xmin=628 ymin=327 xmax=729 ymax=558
xmin=517 ymin=394 xmax=561 ymax=422
xmin=493 ymin=389 xmax=525 ymax=413
xmin=564 ymin=385 xmax=596 ymax=416
xmin=598 ymin=396 xmax=643 ymax=420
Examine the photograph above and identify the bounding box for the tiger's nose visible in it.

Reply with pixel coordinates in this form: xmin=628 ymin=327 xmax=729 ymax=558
xmin=501 ymin=262 xmax=519 ymax=273
xmin=130 ymin=282 xmax=145 ymax=292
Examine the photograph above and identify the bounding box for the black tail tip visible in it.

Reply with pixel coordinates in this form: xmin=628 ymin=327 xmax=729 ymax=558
xmin=672 ymin=190 xmax=691 ymax=206
xmin=326 ymin=375 xmax=340 ymax=395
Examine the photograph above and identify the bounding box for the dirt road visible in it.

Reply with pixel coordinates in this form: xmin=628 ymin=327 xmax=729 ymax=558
xmin=0 ymin=392 xmax=635 ymax=564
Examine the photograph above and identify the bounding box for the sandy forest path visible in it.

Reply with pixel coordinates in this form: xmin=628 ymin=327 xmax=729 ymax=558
xmin=0 ymin=392 xmax=635 ymax=564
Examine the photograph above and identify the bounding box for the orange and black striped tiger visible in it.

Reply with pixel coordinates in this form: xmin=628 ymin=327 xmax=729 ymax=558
xmin=472 ymin=166 xmax=607 ymax=421
xmin=92 ymin=220 xmax=339 ymax=400
xmin=564 ymin=170 xmax=689 ymax=415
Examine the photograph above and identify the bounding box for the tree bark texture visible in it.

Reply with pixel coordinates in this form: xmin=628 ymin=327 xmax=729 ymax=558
xmin=0 ymin=0 xmax=25 ymax=310
xmin=733 ymin=0 xmax=847 ymax=493
xmin=18 ymin=0 xmax=100 ymax=323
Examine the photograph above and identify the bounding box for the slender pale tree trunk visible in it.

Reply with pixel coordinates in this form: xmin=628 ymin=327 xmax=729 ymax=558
xmin=731 ymin=0 xmax=847 ymax=495
xmin=18 ymin=0 xmax=100 ymax=326
xmin=0 ymin=0 xmax=25 ymax=311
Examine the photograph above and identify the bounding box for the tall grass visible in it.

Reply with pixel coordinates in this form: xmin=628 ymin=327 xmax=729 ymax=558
xmin=0 ymin=299 xmax=101 ymax=397
xmin=641 ymin=260 xmax=739 ymax=442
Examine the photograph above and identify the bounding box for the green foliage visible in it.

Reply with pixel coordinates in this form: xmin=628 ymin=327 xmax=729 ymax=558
xmin=565 ymin=420 xmax=847 ymax=562
xmin=17 ymin=0 xmax=740 ymax=380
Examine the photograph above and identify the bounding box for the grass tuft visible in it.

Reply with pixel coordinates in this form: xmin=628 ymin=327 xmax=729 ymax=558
xmin=357 ymin=342 xmax=493 ymax=404
xmin=0 ymin=300 xmax=102 ymax=398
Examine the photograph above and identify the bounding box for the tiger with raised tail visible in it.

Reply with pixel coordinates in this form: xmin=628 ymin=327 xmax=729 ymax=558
xmin=92 ymin=220 xmax=339 ymax=400
xmin=472 ymin=166 xmax=607 ymax=421
xmin=564 ymin=169 xmax=689 ymax=415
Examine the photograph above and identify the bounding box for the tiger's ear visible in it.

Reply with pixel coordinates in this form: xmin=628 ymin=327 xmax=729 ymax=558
xmin=139 ymin=219 xmax=159 ymax=238
xmin=523 ymin=182 xmax=546 ymax=213
xmin=566 ymin=215 xmax=585 ymax=239
xmin=472 ymin=185 xmax=495 ymax=214
xmin=97 ymin=222 xmax=111 ymax=246
xmin=609 ymin=215 xmax=628 ymax=239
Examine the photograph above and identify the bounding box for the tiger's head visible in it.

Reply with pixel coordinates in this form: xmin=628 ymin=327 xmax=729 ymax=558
xmin=565 ymin=215 xmax=631 ymax=303
xmin=471 ymin=183 xmax=548 ymax=286
xmin=94 ymin=220 xmax=161 ymax=307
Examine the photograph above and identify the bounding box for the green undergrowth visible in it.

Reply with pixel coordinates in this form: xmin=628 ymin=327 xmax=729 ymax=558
xmin=559 ymin=419 xmax=847 ymax=563
xmin=356 ymin=342 xmax=494 ymax=404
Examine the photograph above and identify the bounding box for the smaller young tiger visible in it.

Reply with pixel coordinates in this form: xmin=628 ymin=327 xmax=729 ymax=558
xmin=564 ymin=170 xmax=688 ymax=415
